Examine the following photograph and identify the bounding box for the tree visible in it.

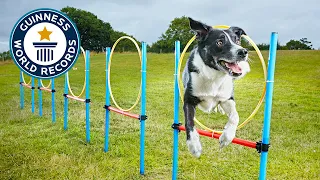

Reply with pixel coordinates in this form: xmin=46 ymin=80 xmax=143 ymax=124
xmin=61 ymin=7 xmax=113 ymax=52
xmin=0 ymin=51 xmax=11 ymax=61
xmin=299 ymin=38 xmax=313 ymax=49
xmin=150 ymin=16 xmax=195 ymax=53
xmin=286 ymin=38 xmax=313 ymax=50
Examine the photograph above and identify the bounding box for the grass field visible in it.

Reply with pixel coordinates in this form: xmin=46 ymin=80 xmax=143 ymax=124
xmin=0 ymin=50 xmax=319 ymax=179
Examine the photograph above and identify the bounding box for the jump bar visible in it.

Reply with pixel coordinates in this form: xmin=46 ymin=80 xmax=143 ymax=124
xmin=39 ymin=87 xmax=52 ymax=92
xmin=21 ymin=83 xmax=32 ymax=89
xmin=66 ymin=94 xmax=86 ymax=102
xmin=108 ymin=106 xmax=140 ymax=120
xmin=178 ymin=125 xmax=257 ymax=149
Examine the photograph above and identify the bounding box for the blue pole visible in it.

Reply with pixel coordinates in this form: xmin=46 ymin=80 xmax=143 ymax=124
xmin=140 ymin=42 xmax=147 ymax=175
xmin=172 ymin=41 xmax=180 ymax=180
xmin=259 ymin=32 xmax=278 ymax=180
xmin=31 ymin=77 xmax=35 ymax=114
xmin=85 ymin=50 xmax=90 ymax=143
xmin=64 ymin=73 xmax=68 ymax=130
xmin=19 ymin=71 xmax=24 ymax=109
xmin=51 ymin=78 xmax=56 ymax=123
xmin=38 ymin=79 xmax=42 ymax=117
xmin=104 ymin=47 xmax=111 ymax=152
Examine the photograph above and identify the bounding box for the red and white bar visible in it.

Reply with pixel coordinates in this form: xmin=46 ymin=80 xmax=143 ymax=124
xmin=108 ymin=106 xmax=140 ymax=120
xmin=178 ymin=125 xmax=257 ymax=149
xmin=21 ymin=83 xmax=32 ymax=89
xmin=66 ymin=94 xmax=86 ymax=102
xmin=39 ymin=87 xmax=52 ymax=92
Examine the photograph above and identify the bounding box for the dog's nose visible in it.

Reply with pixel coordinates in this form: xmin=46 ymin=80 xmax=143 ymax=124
xmin=237 ymin=49 xmax=248 ymax=58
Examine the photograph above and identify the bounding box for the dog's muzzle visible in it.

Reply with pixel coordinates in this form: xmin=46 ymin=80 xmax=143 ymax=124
xmin=218 ymin=48 xmax=249 ymax=77
xmin=219 ymin=60 xmax=243 ymax=77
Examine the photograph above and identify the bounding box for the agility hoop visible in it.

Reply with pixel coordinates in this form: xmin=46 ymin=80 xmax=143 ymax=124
xmin=108 ymin=36 xmax=142 ymax=112
xmin=178 ymin=25 xmax=267 ymax=133
xmin=66 ymin=46 xmax=86 ymax=98
xmin=21 ymin=72 xmax=32 ymax=85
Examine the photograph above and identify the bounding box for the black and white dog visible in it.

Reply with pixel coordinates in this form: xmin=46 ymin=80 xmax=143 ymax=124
xmin=182 ymin=18 xmax=250 ymax=157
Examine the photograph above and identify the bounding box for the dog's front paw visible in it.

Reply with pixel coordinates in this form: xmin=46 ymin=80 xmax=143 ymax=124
xmin=219 ymin=126 xmax=236 ymax=149
xmin=186 ymin=129 xmax=202 ymax=158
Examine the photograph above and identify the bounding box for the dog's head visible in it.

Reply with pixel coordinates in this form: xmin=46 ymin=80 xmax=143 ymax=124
xmin=189 ymin=18 xmax=250 ymax=79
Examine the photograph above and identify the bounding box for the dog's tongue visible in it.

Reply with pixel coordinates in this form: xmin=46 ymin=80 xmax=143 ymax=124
xmin=225 ymin=62 xmax=242 ymax=73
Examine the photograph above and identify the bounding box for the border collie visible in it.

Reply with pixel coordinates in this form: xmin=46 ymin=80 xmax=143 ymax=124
xmin=182 ymin=18 xmax=250 ymax=157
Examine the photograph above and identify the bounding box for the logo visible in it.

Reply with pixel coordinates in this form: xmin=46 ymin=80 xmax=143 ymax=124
xmin=10 ymin=8 xmax=80 ymax=79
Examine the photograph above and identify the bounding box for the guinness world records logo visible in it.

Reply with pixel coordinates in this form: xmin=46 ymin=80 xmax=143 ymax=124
xmin=10 ymin=8 xmax=80 ymax=79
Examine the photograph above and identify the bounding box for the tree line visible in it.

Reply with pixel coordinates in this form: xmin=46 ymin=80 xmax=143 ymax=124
xmin=149 ymin=16 xmax=314 ymax=53
xmin=59 ymin=9 xmax=315 ymax=53
xmin=61 ymin=7 xmax=141 ymax=52
xmin=1 ymin=8 xmax=316 ymax=60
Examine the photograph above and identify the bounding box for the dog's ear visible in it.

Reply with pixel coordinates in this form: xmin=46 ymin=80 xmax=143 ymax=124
xmin=188 ymin=17 xmax=212 ymax=40
xmin=229 ymin=27 xmax=246 ymax=38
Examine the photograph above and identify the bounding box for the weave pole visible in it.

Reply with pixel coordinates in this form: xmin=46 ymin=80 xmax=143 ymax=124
xmin=38 ymin=80 xmax=43 ymax=116
xmin=51 ymin=78 xmax=55 ymax=123
xmin=64 ymin=73 xmax=68 ymax=130
xmin=19 ymin=72 xmax=24 ymax=109
xmin=85 ymin=50 xmax=90 ymax=143
xmin=31 ymin=77 xmax=35 ymax=113
xmin=104 ymin=47 xmax=111 ymax=152
xmin=259 ymin=32 xmax=278 ymax=180
xmin=104 ymin=41 xmax=147 ymax=175
xmin=140 ymin=42 xmax=147 ymax=175
xmin=172 ymin=40 xmax=180 ymax=180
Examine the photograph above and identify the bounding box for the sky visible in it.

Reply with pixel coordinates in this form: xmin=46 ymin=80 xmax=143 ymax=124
xmin=0 ymin=0 xmax=319 ymax=52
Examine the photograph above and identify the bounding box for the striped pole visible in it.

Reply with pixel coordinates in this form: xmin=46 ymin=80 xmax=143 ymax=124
xmin=64 ymin=73 xmax=68 ymax=130
xmin=85 ymin=50 xmax=90 ymax=143
xmin=104 ymin=47 xmax=111 ymax=152
xmin=19 ymin=71 xmax=24 ymax=109
xmin=51 ymin=78 xmax=56 ymax=123
xmin=31 ymin=77 xmax=35 ymax=114
xmin=259 ymin=32 xmax=278 ymax=180
xmin=172 ymin=40 xmax=180 ymax=180
xmin=140 ymin=42 xmax=147 ymax=175
xmin=38 ymin=79 xmax=43 ymax=117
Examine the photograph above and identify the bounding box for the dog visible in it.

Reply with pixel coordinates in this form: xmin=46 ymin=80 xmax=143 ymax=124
xmin=182 ymin=18 xmax=250 ymax=158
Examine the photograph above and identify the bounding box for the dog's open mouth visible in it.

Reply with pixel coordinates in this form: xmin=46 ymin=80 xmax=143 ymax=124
xmin=219 ymin=60 xmax=242 ymax=77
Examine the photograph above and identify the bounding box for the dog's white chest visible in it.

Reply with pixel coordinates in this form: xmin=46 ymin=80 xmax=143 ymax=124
xmin=191 ymin=72 xmax=233 ymax=113
xmin=189 ymin=53 xmax=234 ymax=112
xmin=191 ymin=72 xmax=233 ymax=100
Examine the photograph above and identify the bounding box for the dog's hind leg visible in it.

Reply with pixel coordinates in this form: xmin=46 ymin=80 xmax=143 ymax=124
xmin=219 ymin=100 xmax=239 ymax=149
xmin=184 ymin=102 xmax=202 ymax=158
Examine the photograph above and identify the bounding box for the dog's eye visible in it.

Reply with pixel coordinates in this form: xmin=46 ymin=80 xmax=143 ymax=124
xmin=216 ymin=40 xmax=223 ymax=47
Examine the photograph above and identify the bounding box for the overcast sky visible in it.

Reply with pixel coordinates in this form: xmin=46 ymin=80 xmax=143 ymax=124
xmin=0 ymin=0 xmax=319 ymax=52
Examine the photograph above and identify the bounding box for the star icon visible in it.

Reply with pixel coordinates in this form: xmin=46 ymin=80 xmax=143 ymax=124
xmin=38 ymin=26 xmax=52 ymax=41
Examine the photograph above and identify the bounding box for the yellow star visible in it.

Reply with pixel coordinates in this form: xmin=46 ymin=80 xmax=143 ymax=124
xmin=38 ymin=26 xmax=52 ymax=41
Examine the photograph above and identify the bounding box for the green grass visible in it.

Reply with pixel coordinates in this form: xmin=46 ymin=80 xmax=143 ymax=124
xmin=0 ymin=50 xmax=319 ymax=179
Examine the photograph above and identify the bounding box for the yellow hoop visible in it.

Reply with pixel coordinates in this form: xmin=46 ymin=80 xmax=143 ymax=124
xmin=66 ymin=46 xmax=86 ymax=98
xmin=108 ymin=36 xmax=142 ymax=112
xmin=178 ymin=25 xmax=267 ymax=134
xmin=21 ymin=72 xmax=32 ymax=85
xmin=40 ymin=79 xmax=51 ymax=89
